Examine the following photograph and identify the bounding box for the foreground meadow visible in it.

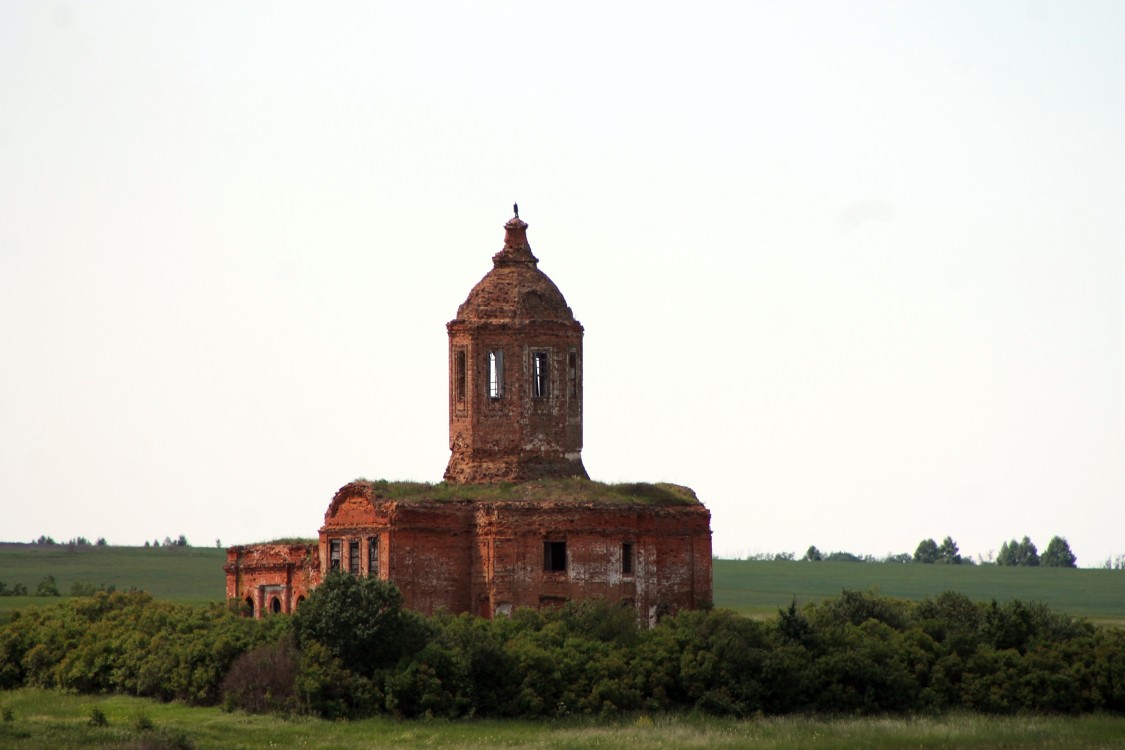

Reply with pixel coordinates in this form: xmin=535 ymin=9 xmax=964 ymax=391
xmin=2 ymin=688 xmax=1125 ymax=750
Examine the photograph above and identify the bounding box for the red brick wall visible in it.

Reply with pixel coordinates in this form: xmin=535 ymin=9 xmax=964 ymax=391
xmin=308 ymin=483 xmax=712 ymax=620
xmin=224 ymin=543 xmax=318 ymax=616
xmin=228 ymin=491 xmax=712 ymax=621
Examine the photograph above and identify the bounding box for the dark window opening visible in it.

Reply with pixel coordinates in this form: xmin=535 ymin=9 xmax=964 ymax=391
xmin=532 ymin=351 xmax=549 ymax=398
xmin=295 ymin=595 xmax=305 ymax=610
xmin=348 ymin=540 xmax=360 ymax=574
xmin=568 ymin=350 xmax=578 ymax=399
xmin=270 ymin=596 xmax=281 ymax=614
xmin=244 ymin=597 xmax=254 ymax=616
xmin=488 ymin=350 xmax=504 ymax=399
xmin=329 ymin=539 xmax=341 ymax=571
xmin=455 ymin=350 xmax=466 ymax=403
xmin=543 ymin=540 xmax=567 ymax=572
xmin=367 ymin=536 xmax=379 ymax=576
xmin=622 ymin=542 xmax=634 ymax=575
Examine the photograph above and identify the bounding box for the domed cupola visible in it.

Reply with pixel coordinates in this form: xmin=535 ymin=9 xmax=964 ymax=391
xmin=444 ymin=207 xmax=588 ymax=484
xmin=455 ymin=214 xmax=577 ymax=324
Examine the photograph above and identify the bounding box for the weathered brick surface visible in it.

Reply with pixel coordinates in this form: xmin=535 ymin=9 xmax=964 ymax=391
xmin=445 ymin=215 xmax=588 ymax=483
xmin=225 ymin=209 xmax=713 ymax=620
xmin=223 ymin=544 xmax=318 ymax=616
xmin=316 ymin=481 xmax=711 ymax=620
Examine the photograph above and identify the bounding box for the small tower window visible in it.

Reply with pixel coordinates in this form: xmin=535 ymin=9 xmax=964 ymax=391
xmin=367 ymin=536 xmax=379 ymax=576
xmin=329 ymin=539 xmax=341 ymax=570
xmin=532 ymin=351 xmax=549 ymax=399
xmin=455 ymin=349 xmax=467 ymax=404
xmin=543 ymin=540 xmax=567 ymax=572
xmin=622 ymin=542 xmax=634 ymax=576
xmin=488 ymin=350 xmax=504 ymax=399
xmin=348 ymin=540 xmax=360 ymax=574
xmin=568 ymin=350 xmax=578 ymax=400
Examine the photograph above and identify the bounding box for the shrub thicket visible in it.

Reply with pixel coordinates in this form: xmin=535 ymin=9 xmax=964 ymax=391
xmin=2 ymin=582 xmax=1124 ymax=720
xmin=0 ymin=590 xmax=286 ymax=702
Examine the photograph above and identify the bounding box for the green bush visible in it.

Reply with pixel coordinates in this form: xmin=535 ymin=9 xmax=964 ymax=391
xmin=88 ymin=705 xmax=108 ymax=726
xmin=0 ymin=590 xmax=287 ymax=702
xmin=3 ymin=581 xmax=1124 ymax=720
xmin=36 ymin=575 xmax=60 ymax=597
xmin=291 ymin=571 xmax=430 ymax=678
xmin=220 ymin=633 xmax=301 ymax=714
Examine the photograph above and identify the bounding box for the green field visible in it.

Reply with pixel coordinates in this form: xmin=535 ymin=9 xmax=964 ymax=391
xmin=4 ymin=550 xmax=1125 ymax=748
xmin=2 ymin=688 xmax=1124 ymax=750
xmin=0 ymin=543 xmax=226 ymax=621
xmin=714 ymin=559 xmax=1125 ymax=624
xmin=3 ymin=545 xmax=1125 ymax=625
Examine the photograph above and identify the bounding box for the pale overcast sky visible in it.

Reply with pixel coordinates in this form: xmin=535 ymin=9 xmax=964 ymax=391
xmin=2 ymin=1 xmax=1122 ymax=566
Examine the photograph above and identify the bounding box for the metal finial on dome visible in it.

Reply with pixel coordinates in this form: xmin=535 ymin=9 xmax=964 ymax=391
xmin=513 ymin=202 xmax=519 ymax=218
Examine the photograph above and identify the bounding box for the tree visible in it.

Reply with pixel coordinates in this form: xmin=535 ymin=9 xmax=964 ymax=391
xmin=292 ymin=572 xmax=429 ymax=677
xmin=803 ymin=545 xmax=823 ymax=562
xmin=998 ymin=536 xmax=1040 ymax=566
xmin=1042 ymin=536 xmax=1077 ymax=568
xmin=824 ymin=551 xmax=862 ymax=563
xmin=914 ymin=538 xmax=940 ymax=564
xmin=36 ymin=575 xmax=60 ymax=596
xmin=1016 ymin=536 xmax=1040 ymax=567
xmin=938 ymin=536 xmax=963 ymax=565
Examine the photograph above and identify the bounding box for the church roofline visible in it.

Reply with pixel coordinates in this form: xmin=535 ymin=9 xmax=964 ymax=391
xmin=335 ymin=478 xmax=704 ymax=507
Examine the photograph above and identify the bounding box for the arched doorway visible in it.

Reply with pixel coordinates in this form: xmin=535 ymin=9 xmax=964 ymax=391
xmin=244 ymin=597 xmax=254 ymax=617
xmin=270 ymin=596 xmax=281 ymax=614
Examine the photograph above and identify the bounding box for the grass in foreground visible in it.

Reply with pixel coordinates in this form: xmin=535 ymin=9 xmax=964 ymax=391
xmin=2 ymin=689 xmax=1125 ymax=750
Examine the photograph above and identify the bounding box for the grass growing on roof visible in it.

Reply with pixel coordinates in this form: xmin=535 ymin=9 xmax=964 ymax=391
xmin=353 ymin=477 xmax=701 ymax=505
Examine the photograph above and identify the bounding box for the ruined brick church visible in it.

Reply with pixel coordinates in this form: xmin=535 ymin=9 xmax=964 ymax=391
xmin=226 ymin=209 xmax=712 ymax=622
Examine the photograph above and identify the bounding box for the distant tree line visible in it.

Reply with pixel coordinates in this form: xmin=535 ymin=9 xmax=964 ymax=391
xmin=2 ymin=576 xmax=1124 ymax=720
xmin=0 ymin=575 xmax=66 ymax=597
xmin=26 ymin=534 xmax=197 ymax=549
xmin=765 ymin=535 xmax=1081 ymax=568
xmin=144 ymin=535 xmax=189 ymax=548
xmin=31 ymin=536 xmax=107 ymax=548
xmin=1104 ymin=554 xmax=1125 ymax=571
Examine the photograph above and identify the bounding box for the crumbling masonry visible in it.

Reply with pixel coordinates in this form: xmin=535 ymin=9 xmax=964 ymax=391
xmin=225 ymin=210 xmax=712 ymax=622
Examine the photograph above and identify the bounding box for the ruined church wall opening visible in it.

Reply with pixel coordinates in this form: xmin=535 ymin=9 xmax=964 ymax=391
xmin=348 ymin=540 xmax=360 ymax=573
xmin=543 ymin=540 xmax=567 ymax=572
xmin=488 ymin=350 xmax=504 ymax=399
xmin=454 ymin=348 xmax=467 ymax=407
xmin=532 ymin=350 xmax=549 ymax=399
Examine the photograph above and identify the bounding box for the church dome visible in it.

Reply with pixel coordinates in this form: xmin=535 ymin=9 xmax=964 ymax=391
xmin=454 ymin=213 xmax=577 ymax=324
